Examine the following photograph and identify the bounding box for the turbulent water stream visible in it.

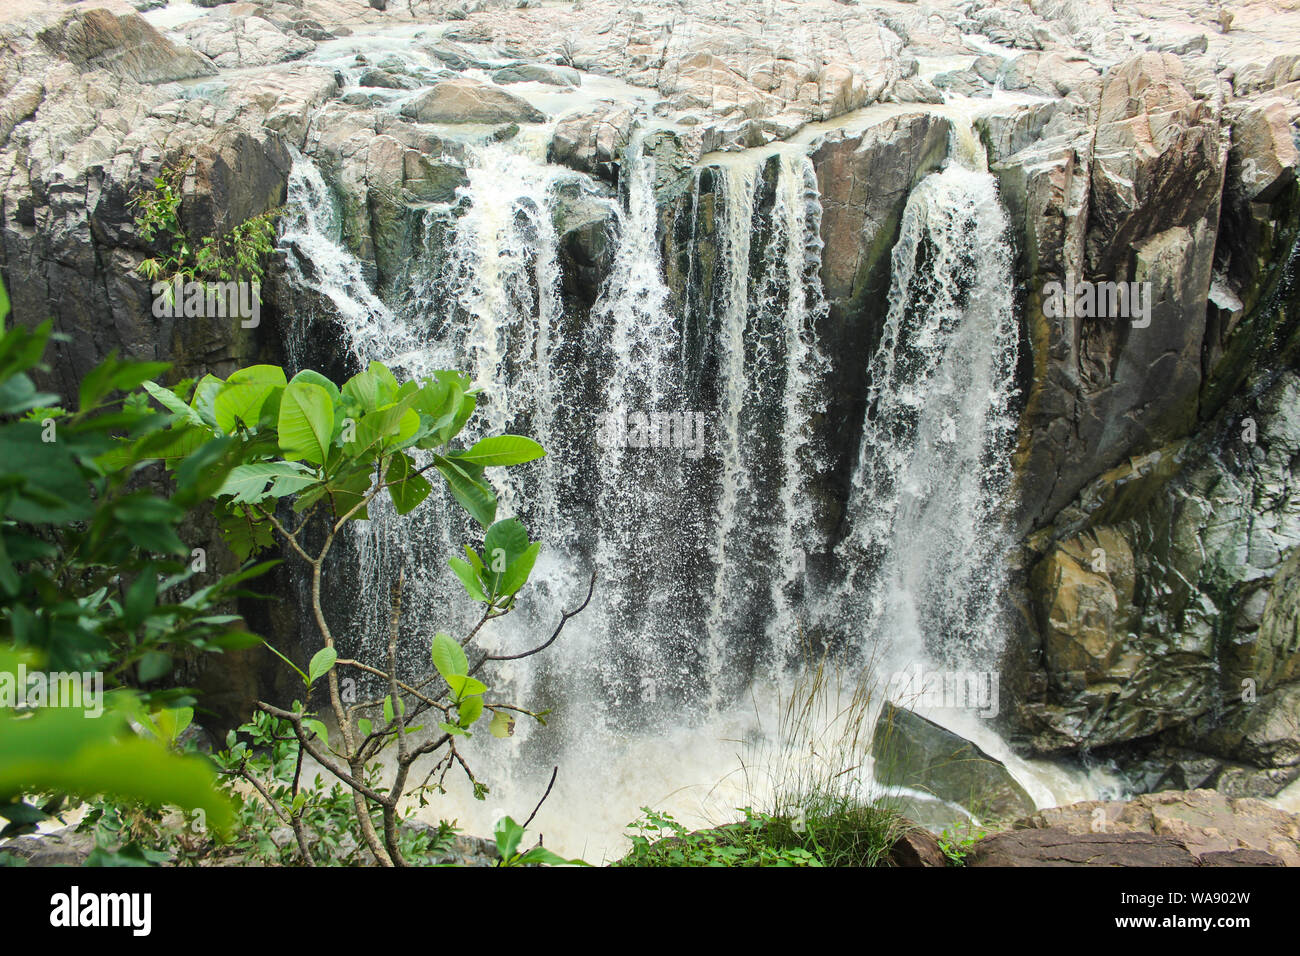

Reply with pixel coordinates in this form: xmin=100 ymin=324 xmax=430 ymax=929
xmin=277 ymin=89 xmax=1107 ymax=854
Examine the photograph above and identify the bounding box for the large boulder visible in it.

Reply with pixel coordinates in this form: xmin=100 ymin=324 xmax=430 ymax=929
xmin=872 ymin=701 xmax=1036 ymax=823
xmin=547 ymin=101 xmax=636 ymax=182
xmin=399 ymin=79 xmax=547 ymax=125
xmin=180 ymin=15 xmax=316 ymax=70
xmin=492 ymin=63 xmax=581 ymax=88
xmin=992 ymin=53 xmax=1228 ymax=532
xmin=967 ymin=829 xmax=1205 ymax=866
xmin=36 ymin=8 xmax=216 ymax=83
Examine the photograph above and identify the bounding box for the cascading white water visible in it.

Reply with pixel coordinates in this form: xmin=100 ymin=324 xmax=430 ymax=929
xmin=836 ymin=159 xmax=1020 ymax=675
xmin=701 ymin=152 xmax=829 ymax=700
xmin=275 ymin=117 xmax=1061 ymax=856
xmin=278 ymin=156 xmax=397 ymax=365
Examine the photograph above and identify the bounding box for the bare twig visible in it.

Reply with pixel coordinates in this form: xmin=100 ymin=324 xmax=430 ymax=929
xmin=480 ymin=571 xmax=596 ymax=665
xmin=522 ymin=766 xmax=559 ymax=831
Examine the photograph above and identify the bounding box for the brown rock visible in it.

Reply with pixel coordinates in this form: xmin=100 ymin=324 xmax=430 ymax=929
xmin=888 ymin=827 xmax=948 ymax=867
xmin=1019 ymin=789 xmax=1300 ymax=866
xmin=967 ymin=829 xmax=1197 ymax=867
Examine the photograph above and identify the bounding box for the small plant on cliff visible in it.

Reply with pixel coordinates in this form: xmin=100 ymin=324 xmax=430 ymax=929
xmin=132 ymin=157 xmax=278 ymax=290
xmin=142 ymin=360 xmax=592 ymax=866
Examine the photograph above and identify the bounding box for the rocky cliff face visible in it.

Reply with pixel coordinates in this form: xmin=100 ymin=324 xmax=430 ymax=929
xmin=2 ymin=0 xmax=1298 ymax=795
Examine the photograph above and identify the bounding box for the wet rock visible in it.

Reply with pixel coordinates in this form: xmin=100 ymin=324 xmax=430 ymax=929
xmin=1227 ymin=99 xmax=1299 ymax=204
xmin=399 ymin=78 xmax=547 ymax=125
xmin=420 ymin=41 xmax=493 ymax=71
xmin=358 ymin=68 xmax=418 ymax=90
xmin=492 ymin=63 xmax=580 ymax=87
xmin=994 ymin=52 xmax=1228 ymax=533
xmin=886 ymin=76 xmax=943 ymax=105
xmin=872 ymin=701 xmax=1036 ymax=823
xmin=548 ymin=101 xmax=635 ymax=182
xmin=1032 ymin=527 xmax=1137 ymax=681
xmin=887 ymin=826 xmax=948 ymax=867
xmin=1015 ymin=372 xmax=1300 ymax=757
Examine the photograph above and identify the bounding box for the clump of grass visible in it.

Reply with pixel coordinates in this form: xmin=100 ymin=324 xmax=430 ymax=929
xmin=754 ymin=647 xmax=910 ymax=865
xmin=620 ymin=643 xmax=912 ymax=866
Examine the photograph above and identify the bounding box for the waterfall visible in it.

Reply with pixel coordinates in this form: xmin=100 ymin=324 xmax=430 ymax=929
xmin=278 ymin=156 xmax=396 ymax=365
xmin=274 ymin=121 xmax=1021 ymax=855
xmin=701 ymin=152 xmax=829 ymax=699
xmin=836 ymin=161 xmax=1019 ymax=673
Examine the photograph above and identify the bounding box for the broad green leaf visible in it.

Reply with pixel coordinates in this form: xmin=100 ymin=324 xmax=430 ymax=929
xmin=0 ymin=373 xmax=58 ymax=415
xmin=445 ymin=674 xmax=487 ymax=702
xmin=352 ymin=401 xmax=420 ymax=458
xmin=458 ymin=695 xmax=483 ymax=728
xmin=214 ymin=380 xmax=280 ymax=434
xmin=302 ymin=718 xmax=328 ymax=746
xmin=189 ymin=374 xmax=226 ymax=427
xmin=137 ymin=651 xmax=171 ymax=683
xmin=227 ymin=365 xmax=287 ymax=388
xmin=153 ymin=707 xmax=193 ymax=745
xmin=278 ymin=381 xmax=334 ymax=464
xmin=0 ymin=707 xmax=234 ymax=835
xmin=341 ymin=361 xmax=399 ymax=412
xmin=123 ymin=566 xmax=157 ymax=630
xmin=386 ymin=451 xmax=432 ymax=515
xmin=218 ymin=462 xmax=314 ymax=504
xmin=448 ymin=556 xmax=488 ymax=603
xmin=430 ymin=632 xmax=468 ymax=681
xmin=494 ymin=815 xmax=524 ymax=860
xmin=483 ymin=518 xmax=530 ymax=593
xmin=308 ymin=647 xmax=337 ymax=686
xmin=383 ymin=694 xmax=405 ymax=725
xmin=450 ymin=435 xmax=545 ymax=468
xmin=286 ymin=368 xmax=337 ymax=399
xmin=497 ymin=541 xmax=541 ymax=598
xmin=514 ymin=846 xmax=588 ymax=866
xmin=143 ymin=380 xmax=204 ymax=426
xmin=433 ymin=455 xmax=496 ymax=528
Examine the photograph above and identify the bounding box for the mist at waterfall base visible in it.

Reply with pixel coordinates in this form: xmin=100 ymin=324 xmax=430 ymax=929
xmin=278 ymin=129 xmax=1099 ymax=859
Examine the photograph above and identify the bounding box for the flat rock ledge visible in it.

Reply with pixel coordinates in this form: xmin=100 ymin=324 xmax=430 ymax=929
xmin=965 ymin=789 xmax=1300 ymax=867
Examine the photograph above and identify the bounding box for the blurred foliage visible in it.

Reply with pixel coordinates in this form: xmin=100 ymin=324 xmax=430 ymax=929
xmin=0 ymin=277 xmax=268 ymax=848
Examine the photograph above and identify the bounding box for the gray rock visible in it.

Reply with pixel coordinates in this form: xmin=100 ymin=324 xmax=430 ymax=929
xmin=181 ymin=16 xmax=316 ymax=70
xmin=548 ymin=102 xmax=635 ymax=182
xmin=36 ymin=8 xmax=216 ymax=83
xmin=492 ymin=63 xmax=581 ymax=87
xmin=0 ymin=828 xmax=95 ymax=866
xmin=399 ymin=79 xmax=547 ymax=125
xmin=873 ymin=701 xmax=1036 ymax=823
xmin=358 ymin=69 xmax=418 ymax=90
